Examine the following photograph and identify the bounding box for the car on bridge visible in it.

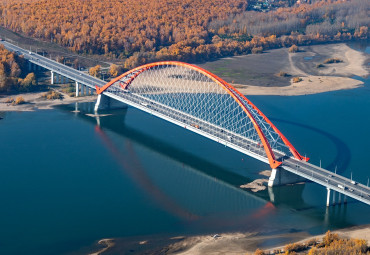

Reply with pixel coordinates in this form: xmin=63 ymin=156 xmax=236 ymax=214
xmin=338 ymin=184 xmax=346 ymax=190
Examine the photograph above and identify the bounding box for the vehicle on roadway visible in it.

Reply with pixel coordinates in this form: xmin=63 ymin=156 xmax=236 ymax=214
xmin=338 ymin=184 xmax=346 ymax=190
xmin=351 ymin=180 xmax=357 ymax=185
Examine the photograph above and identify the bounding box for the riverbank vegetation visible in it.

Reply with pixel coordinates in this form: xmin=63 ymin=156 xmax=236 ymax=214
xmin=254 ymin=231 xmax=369 ymax=255
xmin=0 ymin=0 xmax=368 ymax=70
xmin=41 ymin=90 xmax=63 ymax=100
xmin=4 ymin=96 xmax=25 ymax=105
xmin=0 ymin=45 xmax=37 ymax=93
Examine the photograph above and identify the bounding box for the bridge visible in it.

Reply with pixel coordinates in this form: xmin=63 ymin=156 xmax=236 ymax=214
xmin=2 ymin=40 xmax=370 ymax=207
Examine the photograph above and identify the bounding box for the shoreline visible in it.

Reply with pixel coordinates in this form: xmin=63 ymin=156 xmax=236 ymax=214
xmin=0 ymin=43 xmax=368 ymax=112
xmin=0 ymin=91 xmax=96 ymax=112
xmin=172 ymin=224 xmax=370 ymax=255
xmin=235 ymin=75 xmax=364 ymax=96
xmin=86 ymin=224 xmax=370 ymax=255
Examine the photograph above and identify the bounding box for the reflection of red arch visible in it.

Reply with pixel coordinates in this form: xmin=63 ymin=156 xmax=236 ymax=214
xmin=96 ymin=61 xmax=308 ymax=169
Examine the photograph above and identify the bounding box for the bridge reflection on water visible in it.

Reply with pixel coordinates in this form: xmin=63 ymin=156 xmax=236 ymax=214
xmin=65 ymin=102 xmax=355 ymax=231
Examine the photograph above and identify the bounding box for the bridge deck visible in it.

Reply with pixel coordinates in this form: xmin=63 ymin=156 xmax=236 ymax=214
xmin=2 ymin=41 xmax=369 ymax=206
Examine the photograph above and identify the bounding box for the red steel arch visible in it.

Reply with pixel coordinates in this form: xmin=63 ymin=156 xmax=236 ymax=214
xmin=96 ymin=61 xmax=307 ymax=169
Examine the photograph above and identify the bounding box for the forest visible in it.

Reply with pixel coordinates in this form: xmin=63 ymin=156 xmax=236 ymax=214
xmin=0 ymin=45 xmax=37 ymax=93
xmin=0 ymin=0 xmax=368 ymax=69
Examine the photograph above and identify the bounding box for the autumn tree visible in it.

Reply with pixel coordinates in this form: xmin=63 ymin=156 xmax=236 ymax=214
xmin=19 ymin=72 xmax=37 ymax=91
xmin=289 ymin=44 xmax=299 ymax=53
xmin=109 ymin=64 xmax=121 ymax=77
xmin=89 ymin=65 xmax=101 ymax=78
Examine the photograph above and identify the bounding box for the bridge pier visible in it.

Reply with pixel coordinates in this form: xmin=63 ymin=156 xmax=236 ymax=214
xmin=51 ymin=71 xmax=54 ymax=85
xmin=75 ymin=81 xmax=80 ymax=97
xmin=332 ymin=190 xmax=336 ymax=206
xmin=338 ymin=193 xmax=342 ymax=205
xmin=94 ymin=94 xmax=126 ymax=112
xmin=95 ymin=94 xmax=109 ymax=112
xmin=268 ymin=167 xmax=306 ymax=187
xmin=326 ymin=187 xmax=331 ymax=206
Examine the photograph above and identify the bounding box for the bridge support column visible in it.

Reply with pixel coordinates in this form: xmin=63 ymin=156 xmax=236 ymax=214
xmin=338 ymin=193 xmax=342 ymax=205
xmin=95 ymin=94 xmax=110 ymax=112
xmin=51 ymin=71 xmax=54 ymax=85
xmin=268 ymin=167 xmax=306 ymax=187
xmin=94 ymin=94 xmax=126 ymax=112
xmin=61 ymin=75 xmax=64 ymax=84
xmin=344 ymin=195 xmax=347 ymax=204
xmin=75 ymin=81 xmax=80 ymax=97
xmin=28 ymin=62 xmax=32 ymax=71
xmin=326 ymin=187 xmax=331 ymax=207
xmin=82 ymin=84 xmax=85 ymax=96
xmin=332 ymin=190 xmax=336 ymax=206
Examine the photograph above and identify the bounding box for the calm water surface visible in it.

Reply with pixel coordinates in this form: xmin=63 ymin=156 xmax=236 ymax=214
xmin=0 ymin=45 xmax=369 ymax=254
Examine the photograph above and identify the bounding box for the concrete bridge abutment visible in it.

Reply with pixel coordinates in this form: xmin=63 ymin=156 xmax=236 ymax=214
xmin=94 ymin=94 xmax=126 ymax=112
xmin=268 ymin=167 xmax=306 ymax=187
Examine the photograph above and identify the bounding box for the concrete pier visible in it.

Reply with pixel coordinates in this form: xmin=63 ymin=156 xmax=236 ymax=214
xmin=95 ymin=94 xmax=109 ymax=112
xmin=332 ymin=190 xmax=336 ymax=206
xmin=75 ymin=81 xmax=80 ymax=97
xmin=326 ymin=187 xmax=331 ymax=206
xmin=268 ymin=167 xmax=306 ymax=187
xmin=51 ymin=71 xmax=54 ymax=85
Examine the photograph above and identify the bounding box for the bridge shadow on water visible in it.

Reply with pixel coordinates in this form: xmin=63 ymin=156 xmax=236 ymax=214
xmin=57 ymin=102 xmax=357 ymax=232
xmin=271 ymin=118 xmax=351 ymax=175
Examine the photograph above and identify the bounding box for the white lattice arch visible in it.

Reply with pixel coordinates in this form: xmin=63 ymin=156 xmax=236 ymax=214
xmin=96 ymin=61 xmax=307 ymax=168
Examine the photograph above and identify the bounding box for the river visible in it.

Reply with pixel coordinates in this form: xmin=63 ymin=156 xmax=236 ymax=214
xmin=0 ymin=43 xmax=369 ymax=254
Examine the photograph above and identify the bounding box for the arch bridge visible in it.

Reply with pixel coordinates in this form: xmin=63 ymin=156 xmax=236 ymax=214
xmin=1 ymin=40 xmax=369 ymax=207
xmin=94 ymin=61 xmax=370 ymax=207
xmin=95 ymin=61 xmax=307 ymax=169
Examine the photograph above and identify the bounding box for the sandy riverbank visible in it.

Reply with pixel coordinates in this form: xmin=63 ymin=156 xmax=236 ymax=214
xmin=163 ymin=224 xmax=370 ymax=255
xmin=235 ymin=75 xmax=364 ymax=96
xmin=201 ymin=43 xmax=369 ymax=96
xmin=86 ymin=224 xmax=370 ymax=255
xmin=0 ymin=91 xmax=96 ymax=112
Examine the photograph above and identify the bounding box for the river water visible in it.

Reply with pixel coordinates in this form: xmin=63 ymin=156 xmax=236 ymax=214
xmin=0 ymin=44 xmax=369 ymax=254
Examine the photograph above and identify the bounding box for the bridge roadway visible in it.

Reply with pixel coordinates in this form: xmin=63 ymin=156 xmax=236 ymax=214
xmin=2 ymin=41 xmax=370 ymax=206
xmin=0 ymin=41 xmax=106 ymax=88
